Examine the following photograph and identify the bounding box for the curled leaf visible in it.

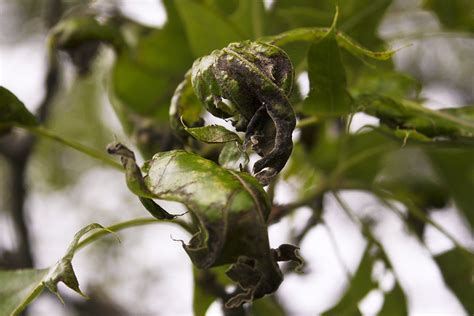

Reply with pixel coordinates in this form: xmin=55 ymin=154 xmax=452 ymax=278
xmin=109 ymin=143 xmax=300 ymax=307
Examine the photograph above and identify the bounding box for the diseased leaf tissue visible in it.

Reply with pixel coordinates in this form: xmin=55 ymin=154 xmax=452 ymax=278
xmin=107 ymin=142 xmax=302 ymax=307
xmin=2 ymin=1 xmax=474 ymax=315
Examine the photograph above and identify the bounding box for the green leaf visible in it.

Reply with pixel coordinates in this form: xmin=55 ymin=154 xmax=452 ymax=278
xmin=441 ymin=105 xmax=474 ymax=122
xmin=48 ymin=17 xmax=124 ymax=52
xmin=0 ymin=223 xmax=112 ymax=315
xmin=251 ymin=296 xmax=286 ymax=315
xmin=110 ymin=51 xmax=176 ymax=120
xmin=322 ymin=246 xmax=376 ymax=315
xmin=268 ymin=0 xmax=332 ymax=28
xmin=184 ymin=124 xmax=242 ymax=144
xmin=303 ymin=12 xmax=353 ymax=116
xmin=356 ymin=95 xmax=474 ymax=138
xmin=0 ymin=86 xmax=38 ymax=128
xmin=218 ymin=141 xmax=249 ymax=170
xmin=379 ymin=282 xmax=407 ymax=316
xmin=426 ymin=147 xmax=474 ymax=229
xmin=328 ymin=131 xmax=397 ymax=185
xmin=375 ymin=148 xmax=449 ymax=210
xmin=435 ymin=248 xmax=474 ymax=313
xmin=170 ymin=73 xmax=204 ymax=140
xmin=337 ymin=0 xmax=393 ymax=48
xmin=229 ymin=0 xmax=266 ymax=38
xmin=424 ymin=0 xmax=474 ymax=32
xmin=284 ymin=143 xmax=323 ymax=200
xmin=192 ymin=268 xmax=217 ymax=316
xmin=267 ymin=0 xmax=393 ymax=50
xmin=175 ymin=0 xmax=244 ymax=57
xmin=336 ymin=32 xmax=397 ymax=61
xmin=0 ymin=269 xmax=49 ymax=316
xmin=351 ymin=69 xmax=421 ymax=99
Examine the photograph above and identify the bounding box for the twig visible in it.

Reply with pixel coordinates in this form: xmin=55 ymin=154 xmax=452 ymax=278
xmin=268 ymin=184 xmax=326 ymax=224
xmin=76 ymin=217 xmax=192 ymax=250
xmin=293 ymin=195 xmax=324 ymax=244
xmin=322 ymin=220 xmax=352 ymax=281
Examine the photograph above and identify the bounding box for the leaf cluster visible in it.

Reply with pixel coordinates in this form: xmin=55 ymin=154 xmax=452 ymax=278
xmin=1 ymin=0 xmax=473 ymax=315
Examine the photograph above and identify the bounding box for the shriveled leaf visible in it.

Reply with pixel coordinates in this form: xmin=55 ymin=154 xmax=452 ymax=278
xmin=110 ymin=145 xmax=281 ymax=307
xmin=218 ymin=141 xmax=249 ymax=170
xmin=303 ymin=11 xmax=353 ymax=116
xmin=435 ymin=248 xmax=474 ymax=313
xmin=175 ymin=0 xmax=244 ymax=57
xmin=142 ymin=150 xmax=270 ymax=219
xmin=184 ymin=124 xmax=242 ymax=144
xmin=0 ymin=86 xmax=38 ymax=128
xmin=322 ymin=246 xmax=376 ymax=315
xmin=0 ymin=223 xmax=111 ymax=315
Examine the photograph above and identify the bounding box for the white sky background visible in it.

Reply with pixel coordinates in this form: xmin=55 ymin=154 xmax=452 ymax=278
xmin=0 ymin=0 xmax=472 ymax=315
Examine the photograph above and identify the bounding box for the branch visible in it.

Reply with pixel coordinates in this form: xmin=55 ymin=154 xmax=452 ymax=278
xmin=77 ymin=217 xmax=192 ymax=250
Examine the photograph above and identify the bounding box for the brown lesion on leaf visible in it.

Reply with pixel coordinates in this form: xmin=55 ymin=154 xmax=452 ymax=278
xmin=187 ymin=41 xmax=297 ymax=186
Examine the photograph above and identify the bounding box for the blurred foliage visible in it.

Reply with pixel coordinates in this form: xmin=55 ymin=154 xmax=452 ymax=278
xmin=0 ymin=224 xmax=112 ymax=316
xmin=0 ymin=0 xmax=473 ymax=315
xmin=32 ymin=70 xmax=114 ymax=189
xmin=423 ymin=0 xmax=474 ymax=32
